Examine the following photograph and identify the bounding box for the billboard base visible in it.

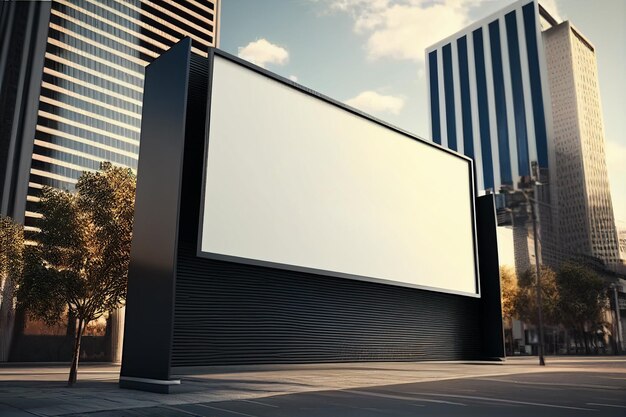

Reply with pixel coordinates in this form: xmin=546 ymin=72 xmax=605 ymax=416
xmin=119 ymin=376 xmax=181 ymax=394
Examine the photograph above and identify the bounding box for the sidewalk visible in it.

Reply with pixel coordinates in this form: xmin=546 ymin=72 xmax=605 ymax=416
xmin=1 ymin=356 xmax=625 ymax=416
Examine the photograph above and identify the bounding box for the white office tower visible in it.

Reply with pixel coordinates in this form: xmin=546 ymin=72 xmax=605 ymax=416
xmin=543 ymin=18 xmax=621 ymax=268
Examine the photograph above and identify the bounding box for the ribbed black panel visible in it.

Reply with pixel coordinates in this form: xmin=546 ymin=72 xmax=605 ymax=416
xmin=173 ymin=241 xmax=481 ymax=366
xmin=176 ymin=53 xmax=209 ymax=245
xmin=169 ymin=50 xmax=486 ymax=367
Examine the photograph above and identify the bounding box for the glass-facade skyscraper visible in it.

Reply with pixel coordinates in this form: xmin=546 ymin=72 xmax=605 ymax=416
xmin=1 ymin=0 xmax=219 ymax=239
xmin=426 ymin=0 xmax=557 ymax=272
xmin=426 ymin=0 xmax=551 ymax=194
xmin=0 ymin=0 xmax=219 ymax=361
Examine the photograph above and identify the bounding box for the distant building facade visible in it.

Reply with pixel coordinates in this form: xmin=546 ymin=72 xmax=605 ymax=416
xmin=1 ymin=0 xmax=220 ymax=232
xmin=542 ymin=19 xmax=621 ymax=268
xmin=617 ymin=227 xmax=626 ymax=263
xmin=426 ymin=0 xmax=620 ymax=270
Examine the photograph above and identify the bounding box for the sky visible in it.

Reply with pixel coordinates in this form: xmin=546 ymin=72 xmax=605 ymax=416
xmin=219 ymin=0 xmax=626 ymax=229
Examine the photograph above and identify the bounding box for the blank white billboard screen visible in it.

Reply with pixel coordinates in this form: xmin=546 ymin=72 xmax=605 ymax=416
xmin=200 ymin=54 xmax=478 ymax=296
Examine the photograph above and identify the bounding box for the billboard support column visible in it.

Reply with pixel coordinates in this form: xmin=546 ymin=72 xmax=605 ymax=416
xmin=476 ymin=194 xmax=506 ymax=360
xmin=119 ymin=39 xmax=193 ymax=393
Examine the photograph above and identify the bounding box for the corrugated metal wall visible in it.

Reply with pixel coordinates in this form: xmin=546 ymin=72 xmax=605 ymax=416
xmin=172 ymin=241 xmax=482 ymax=366
xmin=169 ymin=53 xmax=483 ymax=367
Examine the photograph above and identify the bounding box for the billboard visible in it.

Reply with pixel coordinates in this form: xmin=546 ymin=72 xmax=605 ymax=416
xmin=199 ymin=54 xmax=479 ymax=296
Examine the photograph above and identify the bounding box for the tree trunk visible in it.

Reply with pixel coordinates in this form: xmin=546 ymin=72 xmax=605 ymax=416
xmin=109 ymin=306 xmax=125 ymax=363
xmin=0 ymin=273 xmax=16 ymax=362
xmin=66 ymin=310 xmax=76 ymax=338
xmin=582 ymin=328 xmax=590 ymax=354
xmin=68 ymin=318 xmax=84 ymax=386
xmin=566 ymin=330 xmax=571 ymax=355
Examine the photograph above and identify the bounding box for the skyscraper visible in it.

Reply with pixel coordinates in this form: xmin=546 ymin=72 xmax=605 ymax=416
xmin=425 ymin=0 xmax=556 ymax=271
xmin=0 ymin=0 xmax=219 ymax=361
xmin=542 ymin=19 xmax=621 ymax=267
xmin=1 ymin=0 xmax=220 ymax=238
xmin=426 ymin=0 xmax=551 ymax=194
xmin=426 ymin=0 xmax=620 ymax=268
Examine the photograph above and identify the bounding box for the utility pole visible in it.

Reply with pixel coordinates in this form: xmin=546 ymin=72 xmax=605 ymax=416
xmin=517 ymin=162 xmax=546 ymax=366
xmin=528 ymin=182 xmax=546 ymax=366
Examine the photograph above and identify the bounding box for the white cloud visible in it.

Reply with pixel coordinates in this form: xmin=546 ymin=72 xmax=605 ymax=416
xmin=289 ymin=75 xmax=299 ymax=82
xmin=345 ymin=91 xmax=405 ymax=115
xmin=606 ymin=140 xmax=626 ymax=224
xmin=363 ymin=2 xmax=470 ymax=62
xmin=314 ymin=0 xmax=562 ymax=63
xmin=237 ymin=39 xmax=289 ymax=68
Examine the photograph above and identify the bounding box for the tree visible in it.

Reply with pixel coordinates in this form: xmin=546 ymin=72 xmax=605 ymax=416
xmin=556 ymin=262 xmax=609 ymax=354
xmin=514 ymin=266 xmax=560 ymax=327
xmin=16 ymin=163 xmax=135 ymax=385
xmin=500 ymin=266 xmax=518 ymax=322
xmin=500 ymin=266 xmax=518 ymax=355
xmin=0 ymin=216 xmax=23 ymax=361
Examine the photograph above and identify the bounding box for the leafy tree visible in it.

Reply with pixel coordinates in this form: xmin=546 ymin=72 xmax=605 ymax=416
xmin=500 ymin=266 xmax=518 ymax=355
xmin=500 ymin=266 xmax=518 ymax=322
xmin=514 ymin=266 xmax=560 ymax=327
xmin=16 ymin=163 xmax=135 ymax=385
xmin=0 ymin=216 xmax=23 ymax=361
xmin=556 ymin=262 xmax=609 ymax=354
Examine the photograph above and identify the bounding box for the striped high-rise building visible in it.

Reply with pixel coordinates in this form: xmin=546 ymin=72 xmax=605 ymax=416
xmin=426 ymin=0 xmax=552 ymax=194
xmin=426 ymin=0 xmax=620 ymax=269
xmin=0 ymin=0 xmax=220 ymax=240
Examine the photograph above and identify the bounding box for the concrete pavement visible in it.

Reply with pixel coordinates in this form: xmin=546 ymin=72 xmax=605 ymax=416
xmin=1 ymin=357 xmax=625 ymax=416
